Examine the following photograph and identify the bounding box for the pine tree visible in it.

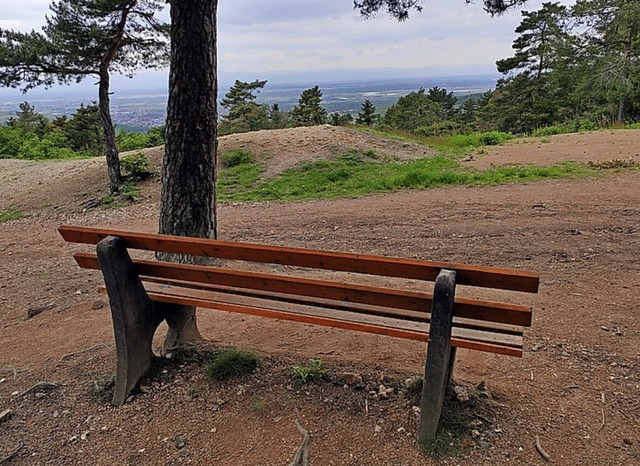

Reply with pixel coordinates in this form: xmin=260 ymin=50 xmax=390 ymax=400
xmin=573 ymin=0 xmax=640 ymax=122
xmin=356 ymin=99 xmax=377 ymax=126
xmin=0 ymin=0 xmax=169 ymax=193
xmin=219 ymin=79 xmax=270 ymax=134
xmin=291 ymin=86 xmax=328 ymax=126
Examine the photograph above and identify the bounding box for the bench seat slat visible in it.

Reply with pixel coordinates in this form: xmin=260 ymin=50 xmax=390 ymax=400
xmin=59 ymin=225 xmax=540 ymax=293
xmin=75 ymin=253 xmax=533 ymax=327
xmin=143 ymin=282 xmax=523 ymax=348
xmin=120 ymin=284 xmax=523 ymax=357
xmin=143 ymin=276 xmax=526 ymax=337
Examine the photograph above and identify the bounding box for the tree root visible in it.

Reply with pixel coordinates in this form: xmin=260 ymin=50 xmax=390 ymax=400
xmin=59 ymin=344 xmax=108 ymax=362
xmin=16 ymin=381 xmax=59 ymax=398
xmin=288 ymin=421 xmax=311 ymax=466
xmin=0 ymin=441 xmax=24 ymax=465
xmin=535 ymin=435 xmax=551 ymax=462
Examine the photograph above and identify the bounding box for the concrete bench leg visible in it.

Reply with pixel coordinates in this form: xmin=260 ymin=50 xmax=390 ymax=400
xmin=97 ymin=236 xmax=164 ymax=406
xmin=418 ymin=269 xmax=457 ymax=444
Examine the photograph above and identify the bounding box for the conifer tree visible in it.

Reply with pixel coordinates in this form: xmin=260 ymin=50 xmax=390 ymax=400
xmin=0 ymin=0 xmax=169 ymax=193
xmin=291 ymin=86 xmax=328 ymax=126
xmin=356 ymin=99 xmax=377 ymax=126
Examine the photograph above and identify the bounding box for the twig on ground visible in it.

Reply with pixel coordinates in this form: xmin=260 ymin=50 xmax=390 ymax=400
xmin=535 ymin=435 xmax=551 ymax=462
xmin=0 ymin=441 xmax=24 ymax=465
xmin=365 ymin=398 xmax=369 ymax=415
xmin=59 ymin=344 xmax=108 ymax=362
xmin=597 ymin=409 xmax=605 ymax=432
xmin=601 ymin=392 xmax=605 ymax=403
xmin=562 ymin=384 xmax=579 ymax=390
xmin=288 ymin=420 xmax=311 ymax=466
xmin=16 ymin=381 xmax=59 ymax=398
xmin=0 ymin=367 xmax=31 ymax=379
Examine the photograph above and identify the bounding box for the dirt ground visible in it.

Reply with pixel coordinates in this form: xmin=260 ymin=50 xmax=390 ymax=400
xmin=0 ymin=127 xmax=639 ymax=465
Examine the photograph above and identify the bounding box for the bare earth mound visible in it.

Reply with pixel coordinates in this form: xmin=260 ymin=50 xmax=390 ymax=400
xmin=220 ymin=124 xmax=435 ymax=178
xmin=0 ymin=129 xmax=639 ymax=465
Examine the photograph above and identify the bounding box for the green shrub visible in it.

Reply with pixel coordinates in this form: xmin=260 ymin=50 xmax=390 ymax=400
xmin=221 ymin=148 xmax=255 ymax=168
xmin=414 ymin=121 xmax=461 ymax=137
xmin=120 ymin=151 xmax=152 ymax=181
xmin=203 ymin=347 xmax=260 ymax=382
xmin=291 ymin=359 xmax=331 ymax=384
xmin=572 ymin=119 xmax=597 ymax=132
xmin=478 ymin=131 xmax=512 ymax=146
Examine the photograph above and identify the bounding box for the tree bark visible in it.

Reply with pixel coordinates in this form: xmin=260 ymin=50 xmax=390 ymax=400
xmin=98 ymin=67 xmax=123 ymax=194
xmin=157 ymin=0 xmax=218 ymax=346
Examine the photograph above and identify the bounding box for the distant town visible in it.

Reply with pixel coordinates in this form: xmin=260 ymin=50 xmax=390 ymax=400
xmin=0 ymin=75 xmax=496 ymax=131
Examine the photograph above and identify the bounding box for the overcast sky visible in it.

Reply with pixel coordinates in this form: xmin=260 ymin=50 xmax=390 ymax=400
xmin=0 ymin=0 xmax=575 ymax=93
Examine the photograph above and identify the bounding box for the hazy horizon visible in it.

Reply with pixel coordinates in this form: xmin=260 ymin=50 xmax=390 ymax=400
xmin=0 ymin=65 xmax=499 ymax=102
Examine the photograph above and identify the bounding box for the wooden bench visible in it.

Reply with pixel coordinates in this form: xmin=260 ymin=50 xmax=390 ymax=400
xmin=58 ymin=225 xmax=539 ymax=443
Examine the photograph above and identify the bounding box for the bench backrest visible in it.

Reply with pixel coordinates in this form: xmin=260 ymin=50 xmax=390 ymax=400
xmin=59 ymin=226 xmax=540 ymax=292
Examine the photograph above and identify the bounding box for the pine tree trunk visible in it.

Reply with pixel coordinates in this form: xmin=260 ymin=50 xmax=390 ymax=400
xmin=157 ymin=0 xmax=218 ymax=348
xmin=98 ymin=67 xmax=123 ymax=194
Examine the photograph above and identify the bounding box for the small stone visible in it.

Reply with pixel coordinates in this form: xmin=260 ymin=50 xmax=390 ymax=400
xmin=139 ymin=385 xmax=151 ymax=394
xmin=374 ymin=425 xmax=382 ymax=433
xmin=531 ymin=344 xmax=544 ymax=352
xmin=472 ymin=429 xmax=481 ymax=438
xmin=62 ymin=410 xmax=71 ymax=416
xmin=0 ymin=409 xmax=12 ymax=424
xmin=601 ymin=326 xmax=609 ymax=331
xmin=10 ymin=391 xmax=19 ymax=397
xmin=80 ymin=431 xmax=90 ymax=441
xmin=91 ymin=301 xmax=104 ymax=310
xmin=404 ymin=376 xmax=422 ymax=392
xmin=335 ymin=372 xmax=363 ymax=387
xmin=69 ymin=435 xmax=78 ymax=443
xmin=453 ymin=385 xmax=470 ymax=402
xmin=378 ymin=384 xmax=388 ymax=399
xmin=397 ymin=427 xmax=405 ymax=433
xmin=174 ymin=433 xmax=187 ymax=449
xmin=35 ymin=392 xmax=46 ymax=399
xmin=477 ymin=439 xmax=491 ymax=449
xmin=236 ymin=385 xmax=246 ymax=397
xmin=0 ymin=378 xmax=6 ymax=384
xmin=412 ymin=406 xmax=420 ymax=415
xmin=125 ymin=395 xmax=134 ymax=404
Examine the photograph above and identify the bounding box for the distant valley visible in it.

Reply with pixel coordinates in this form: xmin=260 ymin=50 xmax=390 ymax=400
xmin=0 ymin=74 xmax=496 ymax=131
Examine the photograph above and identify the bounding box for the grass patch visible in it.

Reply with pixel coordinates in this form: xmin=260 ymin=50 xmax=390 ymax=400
xmin=92 ymin=375 xmax=116 ymax=400
xmin=0 ymin=208 xmax=24 ymax=223
xmin=203 ymin=347 xmax=260 ymax=382
xmin=420 ymin=393 xmax=476 ymax=458
xmin=291 ymin=359 xmax=331 ymax=384
xmin=218 ymin=150 xmax=592 ymax=203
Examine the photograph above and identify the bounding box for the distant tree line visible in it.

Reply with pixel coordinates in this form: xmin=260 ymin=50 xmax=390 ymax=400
xmin=3 ymin=0 xmax=638 ymax=161
xmin=0 ymin=101 xmax=165 ymax=160
xmin=218 ymin=1 xmax=639 ymax=138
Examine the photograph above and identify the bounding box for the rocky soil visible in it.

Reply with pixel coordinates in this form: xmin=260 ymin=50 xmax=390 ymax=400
xmin=0 ymin=127 xmax=639 ymax=465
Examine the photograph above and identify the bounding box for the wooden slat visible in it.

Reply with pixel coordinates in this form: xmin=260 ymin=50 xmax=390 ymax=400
xmin=75 ymin=252 xmax=533 ymax=327
xmin=59 ymin=225 xmax=540 ymax=293
xmin=143 ymin=276 xmax=526 ymax=337
xmin=143 ymin=283 xmax=523 ymax=349
xmin=128 ymin=287 xmax=523 ymax=357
